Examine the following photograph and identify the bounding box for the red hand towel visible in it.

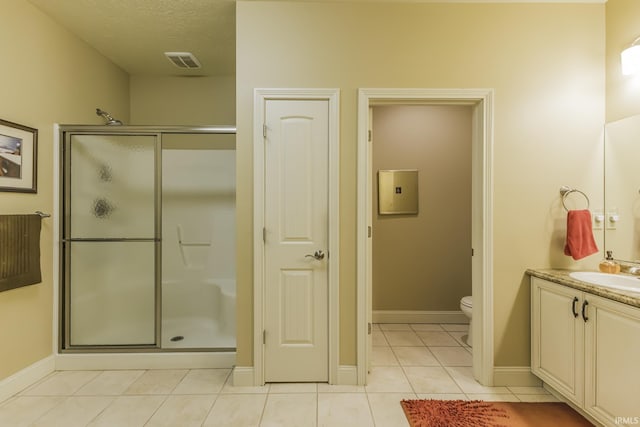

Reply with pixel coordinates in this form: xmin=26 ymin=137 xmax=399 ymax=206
xmin=564 ymin=209 xmax=598 ymax=260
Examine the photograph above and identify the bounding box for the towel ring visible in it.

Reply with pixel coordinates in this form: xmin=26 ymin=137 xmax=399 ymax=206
xmin=560 ymin=186 xmax=590 ymax=211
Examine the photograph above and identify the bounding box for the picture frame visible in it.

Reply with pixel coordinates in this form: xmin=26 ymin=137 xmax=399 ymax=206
xmin=0 ymin=119 xmax=37 ymax=193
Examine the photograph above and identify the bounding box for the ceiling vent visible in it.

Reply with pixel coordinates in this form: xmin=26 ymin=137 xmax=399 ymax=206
xmin=164 ymin=52 xmax=201 ymax=69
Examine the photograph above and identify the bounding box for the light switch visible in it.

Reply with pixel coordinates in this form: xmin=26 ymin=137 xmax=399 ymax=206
xmin=593 ymin=211 xmax=604 ymax=230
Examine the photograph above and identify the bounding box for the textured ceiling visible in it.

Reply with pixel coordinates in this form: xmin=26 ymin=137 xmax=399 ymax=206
xmin=27 ymin=0 xmax=604 ymax=77
xmin=28 ymin=0 xmax=236 ymax=76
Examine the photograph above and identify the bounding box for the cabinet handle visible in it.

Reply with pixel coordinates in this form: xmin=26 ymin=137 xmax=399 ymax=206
xmin=581 ymin=300 xmax=589 ymax=322
xmin=572 ymin=297 xmax=579 ymax=318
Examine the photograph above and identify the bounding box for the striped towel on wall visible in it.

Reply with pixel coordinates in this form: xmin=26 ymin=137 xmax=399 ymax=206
xmin=0 ymin=214 xmax=42 ymax=292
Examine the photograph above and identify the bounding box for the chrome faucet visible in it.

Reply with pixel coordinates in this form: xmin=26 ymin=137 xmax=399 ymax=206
xmin=627 ymin=266 xmax=640 ymax=275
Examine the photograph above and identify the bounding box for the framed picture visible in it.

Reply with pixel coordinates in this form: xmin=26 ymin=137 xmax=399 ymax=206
xmin=0 ymin=119 xmax=37 ymax=193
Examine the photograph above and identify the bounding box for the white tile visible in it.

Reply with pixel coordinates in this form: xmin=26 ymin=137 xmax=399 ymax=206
xmin=415 ymin=394 xmax=468 ymax=400
xmin=76 ymin=370 xmax=145 ymax=396
xmin=371 ymin=346 xmax=399 ymax=366
xmin=466 ymin=393 xmax=520 ymax=402
xmin=32 ymin=396 xmax=114 ymax=427
xmin=22 ymin=371 xmax=101 ymax=396
xmin=430 ymin=347 xmax=473 ymax=367
xmin=173 ymin=369 xmax=230 ymax=394
xmin=367 ymin=393 xmax=416 ymax=427
xmin=269 ymin=382 xmax=317 ymax=393
xmin=124 ymin=369 xmax=188 ymax=395
xmin=317 ymin=383 xmax=365 ymax=393
xmin=445 ymin=367 xmax=510 ymax=394
xmin=515 ymin=394 xmax=560 ymax=402
xmin=447 ymin=330 xmax=471 ymax=347
xmin=392 ymin=347 xmax=440 ymax=366
xmin=365 ymin=367 xmax=413 ymax=393
xmin=145 ymin=395 xmax=216 ymax=427
xmin=203 ymin=394 xmax=266 ymax=427
xmin=372 ymin=330 xmax=389 ymax=347
xmin=261 ymin=393 xmax=317 ymax=427
xmin=403 ymin=367 xmax=463 ymax=394
xmin=318 ymin=393 xmax=374 ymax=427
xmin=507 ymin=386 xmax=549 ymax=395
xmin=383 ymin=331 xmax=424 ymax=346
xmin=440 ymin=324 xmax=469 ymax=332
xmin=416 ymin=331 xmax=460 ymax=347
xmin=410 ymin=324 xmax=444 ymax=331
xmin=0 ymin=396 xmax=65 ymax=427
xmin=379 ymin=324 xmax=412 ymax=331
xmin=221 ymin=376 xmax=270 ymax=394
xmin=87 ymin=395 xmax=166 ymax=427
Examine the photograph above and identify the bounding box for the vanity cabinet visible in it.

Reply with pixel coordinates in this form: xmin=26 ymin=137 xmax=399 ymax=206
xmin=583 ymin=294 xmax=640 ymax=424
xmin=531 ymin=277 xmax=584 ymax=404
xmin=531 ymin=277 xmax=640 ymax=426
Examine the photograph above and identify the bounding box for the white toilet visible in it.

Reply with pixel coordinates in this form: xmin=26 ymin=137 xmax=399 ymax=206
xmin=460 ymin=296 xmax=473 ymax=347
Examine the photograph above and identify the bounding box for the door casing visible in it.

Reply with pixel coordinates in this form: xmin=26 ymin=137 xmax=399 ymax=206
xmin=356 ymin=88 xmax=495 ymax=386
xmin=253 ymin=88 xmax=340 ymax=385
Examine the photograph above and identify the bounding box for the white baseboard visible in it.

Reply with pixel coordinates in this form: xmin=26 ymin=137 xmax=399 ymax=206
xmin=232 ymin=366 xmax=255 ymax=386
xmin=231 ymin=365 xmax=357 ymax=386
xmin=493 ymin=366 xmax=542 ymax=387
xmin=0 ymin=355 xmax=55 ymax=403
xmin=55 ymin=352 xmax=235 ymax=371
xmin=373 ymin=310 xmax=468 ymax=324
xmin=336 ymin=365 xmax=358 ymax=385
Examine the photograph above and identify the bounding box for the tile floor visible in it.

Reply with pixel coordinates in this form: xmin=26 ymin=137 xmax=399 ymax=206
xmin=0 ymin=323 xmax=557 ymax=426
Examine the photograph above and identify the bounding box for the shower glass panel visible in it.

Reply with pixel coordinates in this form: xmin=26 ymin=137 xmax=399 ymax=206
xmin=60 ymin=126 xmax=236 ymax=352
xmin=69 ymin=135 xmax=156 ymax=238
xmin=161 ymin=134 xmax=236 ymax=349
xmin=69 ymin=242 xmax=155 ymax=345
xmin=65 ymin=134 xmax=158 ymax=347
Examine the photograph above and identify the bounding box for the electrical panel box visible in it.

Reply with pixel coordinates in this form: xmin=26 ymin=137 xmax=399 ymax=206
xmin=377 ymin=169 xmax=418 ymax=215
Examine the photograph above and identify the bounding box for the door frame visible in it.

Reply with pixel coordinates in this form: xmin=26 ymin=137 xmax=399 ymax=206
xmin=253 ymin=88 xmax=340 ymax=385
xmin=356 ymin=88 xmax=494 ymax=385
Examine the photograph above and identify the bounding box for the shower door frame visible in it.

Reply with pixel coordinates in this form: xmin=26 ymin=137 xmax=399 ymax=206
xmin=58 ymin=125 xmax=236 ymax=353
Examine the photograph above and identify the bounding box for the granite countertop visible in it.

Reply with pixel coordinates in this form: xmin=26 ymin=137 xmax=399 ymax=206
xmin=526 ymin=268 xmax=640 ymax=309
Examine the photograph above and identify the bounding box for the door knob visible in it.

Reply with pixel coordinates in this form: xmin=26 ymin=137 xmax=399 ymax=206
xmin=305 ymin=250 xmax=325 ymax=260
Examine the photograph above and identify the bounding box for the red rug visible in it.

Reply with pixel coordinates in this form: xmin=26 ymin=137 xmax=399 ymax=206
xmin=401 ymin=400 xmax=594 ymax=427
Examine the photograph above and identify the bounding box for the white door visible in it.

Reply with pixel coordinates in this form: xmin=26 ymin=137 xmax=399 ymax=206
xmin=263 ymin=99 xmax=329 ymax=382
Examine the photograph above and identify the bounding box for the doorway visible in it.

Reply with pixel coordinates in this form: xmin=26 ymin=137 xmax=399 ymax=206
xmin=371 ymin=105 xmax=472 ymax=323
xmin=356 ymin=88 xmax=495 ymax=386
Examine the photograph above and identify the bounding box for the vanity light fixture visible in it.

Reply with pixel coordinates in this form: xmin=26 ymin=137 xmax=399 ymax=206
xmin=621 ymin=36 xmax=640 ymax=75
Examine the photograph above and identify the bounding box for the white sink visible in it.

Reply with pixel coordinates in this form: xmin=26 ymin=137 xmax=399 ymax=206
xmin=569 ymin=271 xmax=640 ymax=293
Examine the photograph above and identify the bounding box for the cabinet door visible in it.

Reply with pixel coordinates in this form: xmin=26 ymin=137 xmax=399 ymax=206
xmin=531 ymin=277 xmax=584 ymax=405
xmin=584 ymin=295 xmax=640 ymax=426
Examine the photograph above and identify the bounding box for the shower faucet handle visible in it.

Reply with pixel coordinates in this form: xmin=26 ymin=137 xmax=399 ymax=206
xmin=305 ymin=250 xmax=325 ymax=260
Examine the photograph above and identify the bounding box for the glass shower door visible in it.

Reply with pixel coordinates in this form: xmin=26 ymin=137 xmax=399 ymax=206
xmin=64 ymin=134 xmax=158 ymax=347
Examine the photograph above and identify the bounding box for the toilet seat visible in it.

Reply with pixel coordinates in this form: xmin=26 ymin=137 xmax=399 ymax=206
xmin=461 ymin=296 xmax=472 ymax=308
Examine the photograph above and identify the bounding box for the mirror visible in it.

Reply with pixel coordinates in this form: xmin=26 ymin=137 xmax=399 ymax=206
xmin=604 ymin=113 xmax=640 ymax=263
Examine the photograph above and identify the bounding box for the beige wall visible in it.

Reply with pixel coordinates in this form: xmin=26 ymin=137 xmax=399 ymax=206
xmin=372 ymin=105 xmax=472 ymax=311
xmin=606 ymin=0 xmax=640 ymax=122
xmin=237 ymin=1 xmax=605 ymax=368
xmin=130 ymin=75 xmax=235 ymax=125
xmin=0 ymin=0 xmax=129 ymax=380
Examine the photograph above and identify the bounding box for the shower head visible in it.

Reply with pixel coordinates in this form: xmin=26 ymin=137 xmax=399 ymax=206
xmin=96 ymin=108 xmax=123 ymax=126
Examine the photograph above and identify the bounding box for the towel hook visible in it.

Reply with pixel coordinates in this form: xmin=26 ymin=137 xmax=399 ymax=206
xmin=560 ymin=186 xmax=590 ymax=211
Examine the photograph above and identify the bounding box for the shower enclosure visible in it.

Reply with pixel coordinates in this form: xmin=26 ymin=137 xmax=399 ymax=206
xmin=59 ymin=125 xmax=236 ymax=352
